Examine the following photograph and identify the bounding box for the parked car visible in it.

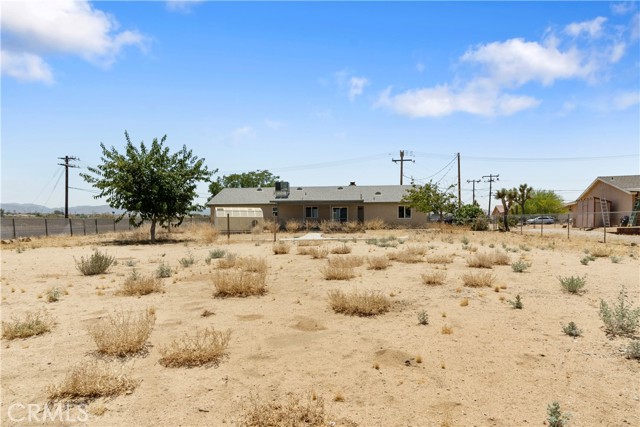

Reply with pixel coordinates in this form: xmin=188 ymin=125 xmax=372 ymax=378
xmin=526 ymin=216 xmax=555 ymax=225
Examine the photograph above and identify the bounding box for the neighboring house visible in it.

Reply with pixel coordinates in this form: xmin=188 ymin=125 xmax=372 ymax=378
xmin=491 ymin=205 xmax=504 ymax=219
xmin=566 ymin=175 xmax=640 ymax=228
xmin=207 ymin=183 xmax=427 ymax=227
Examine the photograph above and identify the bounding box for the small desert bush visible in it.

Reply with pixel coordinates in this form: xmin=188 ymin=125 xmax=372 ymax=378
xmin=558 ymin=275 xmax=586 ymax=294
xmin=547 ymin=401 xmax=570 ymax=427
xmin=511 ymin=260 xmax=529 ymax=273
xmin=508 ymin=294 xmax=523 ymax=309
xmin=610 ymin=255 xmax=622 ymax=264
xmin=421 ymin=271 xmax=446 ymax=286
xmin=342 ymin=220 xmax=363 ymax=233
xmin=491 ymin=251 xmax=510 ymax=266
xmin=588 ymin=245 xmax=612 ymax=258
xmin=238 ymin=256 xmax=268 ymax=273
xmin=599 ymin=286 xmax=640 ymax=337
xmin=75 ymin=250 xmax=116 ymax=276
xmin=387 ymin=247 xmax=423 ymax=264
xmin=330 ymin=243 xmax=352 ymax=254
xmin=328 ymin=289 xmax=391 ymax=316
xmin=466 ymin=253 xmax=493 ymax=268
xmin=272 ymin=242 xmax=290 ymax=254
xmin=328 ymin=255 xmax=364 ymax=268
xmin=47 ymin=360 xmax=138 ymax=402
xmin=417 ymin=310 xmax=429 ymax=325
xmin=319 ymin=220 xmax=342 ymax=233
xmin=321 ymin=265 xmax=355 ymax=280
xmin=626 ymin=340 xmax=640 ymax=360
xmin=208 ymin=248 xmax=227 ymax=259
xmin=117 ymin=271 xmax=164 ymax=296
xmin=156 ymin=262 xmax=172 ymax=278
xmin=562 ymin=321 xmax=582 ymax=337
xmin=2 ymin=309 xmax=54 ymax=340
xmin=285 ymin=219 xmax=301 ymax=233
xmin=366 ymin=236 xmax=398 ymax=248
xmin=213 ymin=270 xmax=267 ymax=297
xmin=46 ymin=287 xmax=63 ymax=302
xmin=580 ymin=256 xmax=591 ymax=265
xmin=460 ymin=297 xmax=469 ymax=307
xmin=309 ymin=246 xmax=329 ymax=259
xmin=364 ymin=218 xmax=386 ymax=230
xmin=441 ymin=325 xmax=453 ymax=334
xmin=297 ymin=246 xmax=313 ymax=255
xmin=159 ymin=327 xmax=231 ymax=368
xmin=367 ymin=256 xmax=390 ymax=270
xmin=178 ymin=251 xmax=196 ymax=267
xmin=238 ymin=394 xmax=329 ymax=427
xmin=218 ymin=253 xmax=238 ymax=269
xmin=296 ymin=240 xmax=321 ymax=247
xmin=87 ymin=309 xmax=155 ymax=357
xmin=462 ymin=271 xmax=495 ymax=288
xmin=426 ymin=254 xmax=453 ymax=264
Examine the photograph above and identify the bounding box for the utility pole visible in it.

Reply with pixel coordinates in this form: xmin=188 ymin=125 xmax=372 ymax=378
xmin=466 ymin=178 xmax=481 ymax=204
xmin=482 ymin=174 xmax=499 ymax=218
xmin=58 ymin=156 xmax=79 ymax=218
xmin=457 ymin=153 xmax=461 ymax=208
xmin=392 ymin=150 xmax=414 ymax=185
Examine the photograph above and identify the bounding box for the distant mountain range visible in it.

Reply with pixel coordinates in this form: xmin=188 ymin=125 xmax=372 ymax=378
xmin=1 ymin=203 xmax=209 ymax=215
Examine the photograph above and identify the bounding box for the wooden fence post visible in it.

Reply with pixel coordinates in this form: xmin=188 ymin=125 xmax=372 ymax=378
xmin=95 ymin=219 xmax=98 ymax=234
xmin=12 ymin=218 xmax=16 ymax=239
xmin=227 ymin=214 xmax=230 ymax=242
xmin=69 ymin=218 xmax=73 ymax=237
xmin=45 ymin=219 xmax=48 ymax=237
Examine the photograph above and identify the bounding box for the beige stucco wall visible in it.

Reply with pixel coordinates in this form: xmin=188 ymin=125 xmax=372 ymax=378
xmin=569 ymin=181 xmax=635 ymax=228
xmin=363 ymin=203 xmax=428 ymax=226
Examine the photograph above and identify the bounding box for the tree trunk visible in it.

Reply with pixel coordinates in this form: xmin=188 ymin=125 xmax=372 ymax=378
xmin=503 ymin=213 xmax=510 ymax=232
xmin=150 ymin=219 xmax=157 ymax=243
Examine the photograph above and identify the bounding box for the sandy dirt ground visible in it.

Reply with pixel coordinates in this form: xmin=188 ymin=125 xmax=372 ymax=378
xmin=1 ymin=224 xmax=639 ymax=426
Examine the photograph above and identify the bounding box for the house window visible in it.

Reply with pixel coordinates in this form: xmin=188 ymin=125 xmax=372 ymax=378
xmin=332 ymin=207 xmax=348 ymax=222
xmin=398 ymin=206 xmax=412 ymax=219
xmin=305 ymin=206 xmax=319 ymax=218
xmin=272 ymin=207 xmax=278 ymax=217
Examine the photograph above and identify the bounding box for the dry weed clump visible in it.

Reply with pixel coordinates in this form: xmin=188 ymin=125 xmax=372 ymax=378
xmin=364 ymin=218 xmax=386 ymax=230
xmin=75 ymin=250 xmax=116 ymax=276
xmin=309 ymin=246 xmax=329 ymax=259
xmin=117 ymin=271 xmax=164 ymax=296
xmin=421 ymin=271 xmax=446 ymax=286
xmin=238 ymin=394 xmax=330 ymax=427
xmin=297 ymin=246 xmax=314 ymax=256
xmin=491 ymin=250 xmax=511 ymax=266
xmin=328 ymin=289 xmax=391 ymax=316
xmin=330 ymin=243 xmax=352 ymax=254
xmin=466 ymin=252 xmax=494 ymax=269
xmin=188 ymin=222 xmax=219 ymax=243
xmin=367 ymin=256 xmax=390 ymax=270
xmin=285 ymin=219 xmax=302 ymax=233
xmin=426 ymin=254 xmax=453 ymax=264
xmin=387 ymin=247 xmax=424 ymax=264
xmin=462 ymin=271 xmax=496 ymax=288
xmin=272 ymin=242 xmax=290 ymax=255
xmin=237 ymin=256 xmax=268 ymax=273
xmin=588 ymin=245 xmax=613 ymax=258
xmin=217 ymin=253 xmax=238 ymax=269
xmin=213 ymin=270 xmax=267 ymax=297
xmin=321 ymin=264 xmax=356 ymax=280
xmin=2 ymin=309 xmax=54 ymax=340
xmin=159 ymin=327 xmax=231 ymax=368
xmin=47 ymin=360 xmax=138 ymax=402
xmin=87 ymin=309 xmax=155 ymax=357
xmin=328 ymin=255 xmax=364 ymax=268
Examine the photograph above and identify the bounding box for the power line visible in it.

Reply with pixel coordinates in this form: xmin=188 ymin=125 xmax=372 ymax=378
xmin=482 ymin=174 xmax=499 ymax=216
xmin=392 ymin=150 xmax=415 ymax=185
xmin=58 ymin=156 xmax=79 ymax=218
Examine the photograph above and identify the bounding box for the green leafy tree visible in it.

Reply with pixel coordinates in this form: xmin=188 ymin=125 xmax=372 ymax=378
xmin=402 ymin=181 xmax=457 ymax=222
xmin=209 ymin=169 xmax=280 ymax=197
xmin=81 ymin=131 xmax=213 ymax=243
xmin=453 ymin=202 xmax=485 ymax=225
xmin=495 ymin=188 xmax=517 ymax=231
xmin=526 ymin=189 xmax=567 ymax=214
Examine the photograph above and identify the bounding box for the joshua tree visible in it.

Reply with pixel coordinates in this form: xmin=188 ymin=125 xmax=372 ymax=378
xmin=495 ymin=188 xmax=517 ymax=231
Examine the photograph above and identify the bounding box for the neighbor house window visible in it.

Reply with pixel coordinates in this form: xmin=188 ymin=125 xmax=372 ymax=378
xmin=305 ymin=206 xmax=319 ymax=218
xmin=398 ymin=206 xmax=412 ymax=219
xmin=272 ymin=207 xmax=278 ymax=217
xmin=332 ymin=207 xmax=348 ymax=222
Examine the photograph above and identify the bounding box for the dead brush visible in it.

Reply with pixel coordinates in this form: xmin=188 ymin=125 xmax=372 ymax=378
xmin=87 ymin=309 xmax=156 ymax=357
xmin=321 ymin=264 xmax=355 ymax=280
xmin=466 ymin=252 xmax=494 ymax=268
xmin=47 ymin=360 xmax=138 ymax=402
xmin=237 ymin=256 xmax=268 ymax=273
xmin=387 ymin=247 xmax=424 ymax=264
xmin=328 ymin=255 xmax=364 ymax=268
xmin=309 ymin=246 xmax=329 ymax=259
xmin=296 ymin=240 xmax=321 ymax=247
xmin=217 ymin=253 xmax=238 ymax=269
xmin=367 ymin=256 xmax=390 ymax=270
xmin=75 ymin=250 xmax=116 ymax=276
xmin=159 ymin=327 xmax=231 ymax=368
xmin=328 ymin=289 xmax=391 ymax=316
xmin=426 ymin=254 xmax=453 ymax=264
xmin=116 ymin=271 xmax=164 ymax=296
xmin=238 ymin=394 xmax=329 ymax=427
xmin=330 ymin=243 xmax=352 ymax=254
xmin=2 ymin=309 xmax=54 ymax=340
xmin=491 ymin=250 xmax=511 ymax=266
xmin=272 ymin=242 xmax=291 ymax=255
xmin=213 ymin=270 xmax=267 ymax=297
xmin=285 ymin=219 xmax=302 ymax=233
xmin=588 ymin=245 xmax=613 ymax=258
xmin=187 ymin=222 xmax=219 ymax=243
xmin=364 ymin=218 xmax=386 ymax=230
xmin=421 ymin=271 xmax=446 ymax=286
xmin=462 ymin=271 xmax=496 ymax=288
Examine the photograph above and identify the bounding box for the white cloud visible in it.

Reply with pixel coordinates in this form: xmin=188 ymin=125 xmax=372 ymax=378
xmin=609 ymin=42 xmax=626 ymax=63
xmin=565 ymin=17 xmax=607 ymax=38
xmin=1 ymin=50 xmax=53 ymax=84
xmin=613 ymin=91 xmax=640 ymax=110
xmin=348 ymin=76 xmax=369 ymax=101
xmin=1 ymin=0 xmax=146 ymax=82
xmin=264 ymin=119 xmax=285 ymax=130
xmin=165 ymin=1 xmax=204 ymax=14
xmin=611 ymin=2 xmax=637 ymax=15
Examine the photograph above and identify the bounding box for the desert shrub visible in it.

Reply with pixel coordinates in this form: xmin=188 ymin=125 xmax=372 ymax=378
xmin=491 ymin=251 xmax=510 ymax=266
xmin=117 ymin=271 xmax=164 ymax=296
xmin=610 ymin=255 xmax=622 ymax=264
xmin=508 ymin=294 xmax=523 ymax=309
xmin=460 ymin=297 xmax=469 ymax=307
xmin=417 ymin=310 xmax=429 ymax=325
xmin=365 ymin=236 xmax=398 ymax=248
xmin=580 ymin=256 xmax=591 ymax=265
xmin=558 ymin=275 xmax=586 ymax=294
xmin=328 ymin=255 xmax=364 ymax=268
xmin=626 ymin=340 xmax=640 ymax=360
xmin=328 ymin=289 xmax=391 ymax=316
xmin=342 ymin=220 xmax=363 ymax=233
xmin=460 ymin=236 xmax=470 ymax=245
xmin=367 ymin=256 xmax=390 ymax=270
xmin=285 ymin=219 xmax=301 ymax=233
xmin=209 ymin=248 xmax=227 ymax=259
xmin=441 ymin=325 xmax=453 ymax=334
xmin=213 ymin=270 xmax=267 ymax=298
xmin=562 ymin=321 xmax=582 ymax=337
xmin=179 ymin=251 xmax=195 ymax=267
xmin=87 ymin=309 xmax=155 ymax=357
xmin=547 ymin=402 xmax=570 ymax=427
xmin=47 ymin=360 xmax=138 ymax=402
xmin=599 ymin=286 xmax=640 ymax=336
xmin=589 ymin=245 xmax=612 ymax=258
xmin=238 ymin=394 xmax=329 ymax=427
xmin=426 ymin=254 xmax=453 ymax=264
xmin=466 ymin=253 xmax=494 ymax=268
xmin=272 ymin=242 xmax=290 ymax=255
xmin=218 ymin=253 xmax=238 ymax=269
xmin=156 ymin=262 xmax=172 ymax=278
xmin=469 ymin=215 xmax=489 ymax=231
xmin=159 ymin=327 xmax=231 ymax=368
xmin=46 ymin=287 xmax=63 ymax=302
xmin=309 ymin=246 xmax=329 ymax=259
xmin=319 ymin=220 xmax=342 ymax=233
xmin=321 ymin=265 xmax=355 ymax=280
xmin=421 ymin=271 xmax=446 ymax=286
xmin=511 ymin=260 xmax=529 ymax=273
xmin=330 ymin=243 xmax=352 ymax=254
xmin=364 ymin=218 xmax=386 ymax=230
xmin=387 ymin=247 xmax=424 ymax=263
xmin=2 ymin=310 xmax=54 ymax=340
xmin=462 ymin=271 xmax=495 ymax=288
xmin=297 ymin=246 xmax=313 ymax=255
xmin=75 ymin=250 xmax=116 ymax=276
xmin=238 ymin=256 xmax=268 ymax=273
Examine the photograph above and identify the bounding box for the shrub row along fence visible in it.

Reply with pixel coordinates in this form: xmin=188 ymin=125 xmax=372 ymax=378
xmin=0 ymin=216 xmax=211 ymax=240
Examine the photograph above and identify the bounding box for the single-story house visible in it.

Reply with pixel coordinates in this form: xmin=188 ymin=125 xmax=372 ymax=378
xmin=566 ymin=175 xmax=640 ymax=228
xmin=206 ymin=183 xmax=428 ymax=227
xmin=491 ymin=205 xmax=504 ymax=219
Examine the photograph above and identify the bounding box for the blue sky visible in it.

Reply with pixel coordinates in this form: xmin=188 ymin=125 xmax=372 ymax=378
xmin=2 ymin=1 xmax=639 ymax=211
